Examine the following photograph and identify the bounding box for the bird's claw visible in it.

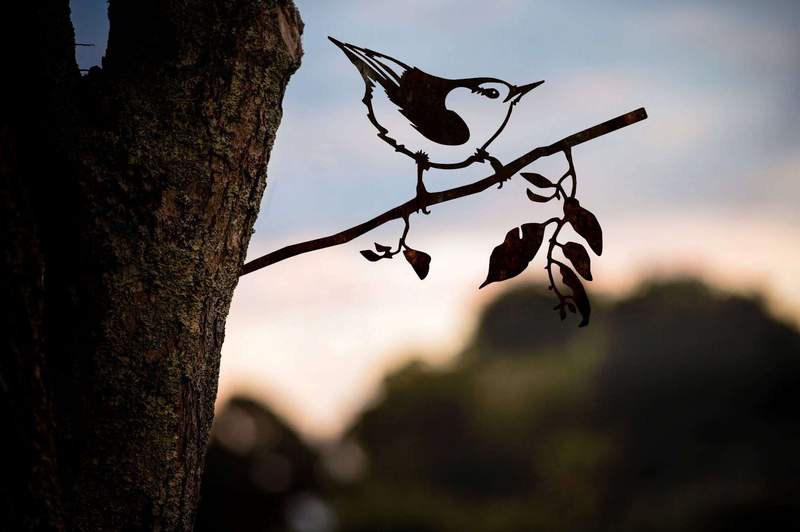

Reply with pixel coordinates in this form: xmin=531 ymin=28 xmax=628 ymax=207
xmin=415 ymin=185 xmax=432 ymax=215
xmin=475 ymin=148 xmax=504 ymax=173
xmin=415 ymin=193 xmax=431 ymax=215
xmin=414 ymin=150 xmax=431 ymax=171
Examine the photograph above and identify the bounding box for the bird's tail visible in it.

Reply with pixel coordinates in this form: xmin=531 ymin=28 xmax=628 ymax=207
xmin=328 ymin=36 xmax=409 ymax=93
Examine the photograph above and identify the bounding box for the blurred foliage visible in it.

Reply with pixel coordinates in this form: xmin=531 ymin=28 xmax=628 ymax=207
xmin=337 ymin=279 xmax=800 ymax=532
xmin=198 ymin=279 xmax=800 ymax=531
xmin=196 ymin=398 xmax=336 ymax=532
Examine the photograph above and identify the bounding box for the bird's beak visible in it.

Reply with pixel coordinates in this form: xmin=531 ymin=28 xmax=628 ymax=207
xmin=504 ymin=80 xmax=545 ymax=103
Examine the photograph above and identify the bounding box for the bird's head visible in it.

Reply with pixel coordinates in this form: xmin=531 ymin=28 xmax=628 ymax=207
xmin=461 ymin=78 xmax=544 ymax=105
xmin=451 ymin=77 xmax=544 ymax=149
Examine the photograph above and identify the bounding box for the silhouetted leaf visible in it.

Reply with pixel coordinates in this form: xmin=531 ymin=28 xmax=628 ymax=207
xmin=403 ymin=248 xmax=431 ymax=280
xmin=374 ymin=242 xmax=392 ymax=253
xmin=558 ymin=264 xmax=591 ymax=327
xmin=566 ymin=302 xmax=576 ymax=313
xmin=562 ymin=241 xmax=593 ymax=280
xmin=526 ymin=189 xmax=553 ymax=203
xmin=520 ymin=172 xmax=554 ymax=188
xmin=360 ymin=250 xmax=382 ymax=262
xmin=563 ymin=198 xmax=603 ymax=255
xmin=479 ymin=223 xmax=545 ymax=288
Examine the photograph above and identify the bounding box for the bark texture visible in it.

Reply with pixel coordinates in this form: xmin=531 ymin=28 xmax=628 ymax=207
xmin=0 ymin=1 xmax=303 ymax=529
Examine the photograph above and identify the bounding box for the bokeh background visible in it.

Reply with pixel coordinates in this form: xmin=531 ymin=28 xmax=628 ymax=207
xmin=72 ymin=1 xmax=799 ymax=530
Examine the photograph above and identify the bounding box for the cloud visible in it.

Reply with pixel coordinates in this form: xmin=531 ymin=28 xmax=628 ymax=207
xmin=640 ymin=4 xmax=799 ymax=69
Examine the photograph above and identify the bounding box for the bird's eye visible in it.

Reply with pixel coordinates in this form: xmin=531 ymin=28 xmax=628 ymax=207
xmin=472 ymin=85 xmax=501 ymax=99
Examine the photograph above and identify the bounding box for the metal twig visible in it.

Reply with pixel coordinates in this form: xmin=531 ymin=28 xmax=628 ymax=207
xmin=240 ymin=107 xmax=647 ymax=276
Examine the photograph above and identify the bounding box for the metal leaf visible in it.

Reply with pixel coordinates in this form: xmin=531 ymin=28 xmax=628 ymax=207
xmin=479 ymin=223 xmax=544 ymax=288
xmin=403 ymin=248 xmax=431 ymax=280
xmin=563 ymin=198 xmax=603 ymax=255
xmin=562 ymin=241 xmax=592 ymax=281
xmin=558 ymin=264 xmax=591 ymax=327
xmin=360 ymin=250 xmax=383 ymax=262
xmin=520 ymin=172 xmax=554 ymax=188
xmin=526 ymin=189 xmax=553 ymax=203
xmin=374 ymin=242 xmax=392 ymax=253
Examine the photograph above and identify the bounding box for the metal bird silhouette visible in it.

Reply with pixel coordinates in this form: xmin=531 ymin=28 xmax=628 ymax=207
xmin=241 ymin=38 xmax=648 ymax=327
xmin=329 ymin=37 xmax=543 ymax=211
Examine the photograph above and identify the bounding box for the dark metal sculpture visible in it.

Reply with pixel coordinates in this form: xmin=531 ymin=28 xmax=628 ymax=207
xmin=241 ymin=38 xmax=648 ymax=327
xmin=327 ymin=37 xmax=542 ymax=212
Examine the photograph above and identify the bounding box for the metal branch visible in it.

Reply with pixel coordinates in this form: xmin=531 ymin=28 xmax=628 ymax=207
xmin=240 ymin=107 xmax=647 ymax=277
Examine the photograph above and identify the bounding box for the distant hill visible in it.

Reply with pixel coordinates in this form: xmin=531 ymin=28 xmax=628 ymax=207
xmin=337 ymin=279 xmax=800 ymax=532
xmin=197 ymin=280 xmax=800 ymax=532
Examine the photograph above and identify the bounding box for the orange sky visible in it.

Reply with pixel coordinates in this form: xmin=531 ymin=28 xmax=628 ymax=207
xmin=219 ymin=208 xmax=800 ymax=440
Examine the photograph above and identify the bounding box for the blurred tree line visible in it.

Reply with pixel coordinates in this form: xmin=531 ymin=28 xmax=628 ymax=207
xmin=197 ymin=279 xmax=800 ymax=531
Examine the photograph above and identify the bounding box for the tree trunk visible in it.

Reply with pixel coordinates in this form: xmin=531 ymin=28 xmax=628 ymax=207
xmin=0 ymin=1 xmax=302 ymax=529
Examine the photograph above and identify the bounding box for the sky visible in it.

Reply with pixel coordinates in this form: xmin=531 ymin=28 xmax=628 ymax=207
xmin=71 ymin=1 xmax=800 ymax=440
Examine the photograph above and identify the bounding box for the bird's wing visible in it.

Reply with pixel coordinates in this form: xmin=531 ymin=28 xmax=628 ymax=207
xmin=393 ymin=68 xmax=470 ymax=146
xmin=329 ymin=37 xmax=470 ymax=146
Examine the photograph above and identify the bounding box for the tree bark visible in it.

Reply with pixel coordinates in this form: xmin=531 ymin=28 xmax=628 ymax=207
xmin=0 ymin=1 xmax=303 ymax=529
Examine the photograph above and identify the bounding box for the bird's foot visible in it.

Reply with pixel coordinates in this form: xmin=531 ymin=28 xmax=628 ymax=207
xmin=414 ymin=150 xmax=431 ymax=171
xmin=475 ymin=148 xmax=505 ymax=173
xmin=416 ymin=192 xmax=431 ymax=214
xmin=415 ymin=185 xmax=431 ymax=215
